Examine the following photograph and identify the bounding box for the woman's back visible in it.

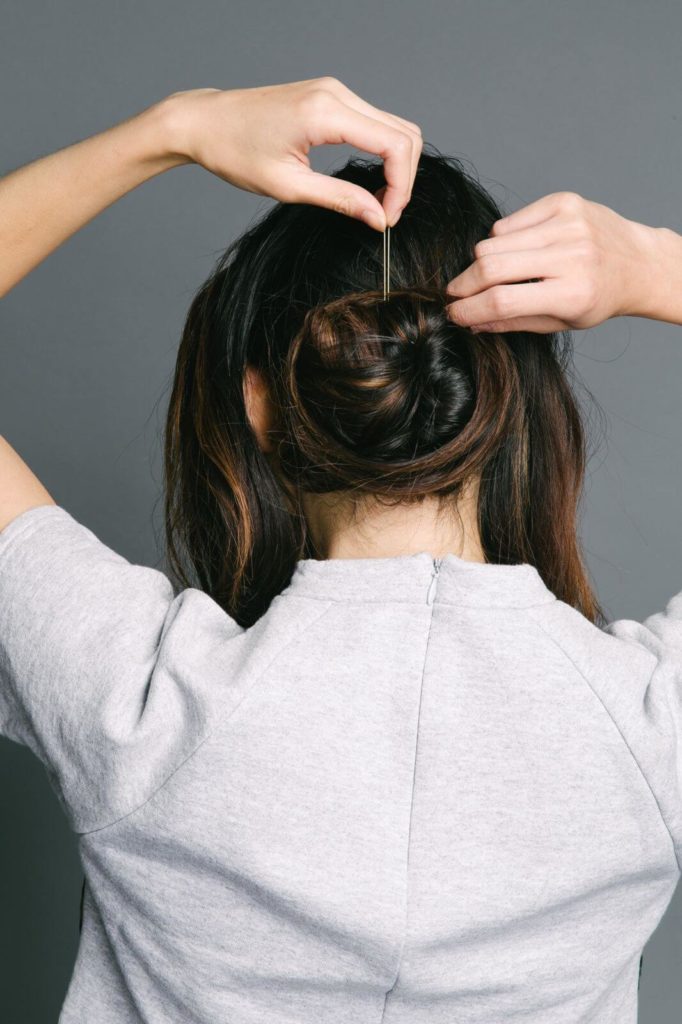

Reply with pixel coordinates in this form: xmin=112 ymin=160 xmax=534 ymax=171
xmin=2 ymin=503 xmax=679 ymax=1023
xmin=4 ymin=80 xmax=682 ymax=1024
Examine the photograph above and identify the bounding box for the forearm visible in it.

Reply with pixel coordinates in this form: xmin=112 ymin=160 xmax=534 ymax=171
xmin=0 ymin=98 xmax=185 ymax=298
xmin=628 ymin=223 xmax=682 ymax=326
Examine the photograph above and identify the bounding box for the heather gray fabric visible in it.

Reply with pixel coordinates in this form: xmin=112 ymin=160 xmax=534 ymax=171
xmin=1 ymin=503 xmax=681 ymax=1023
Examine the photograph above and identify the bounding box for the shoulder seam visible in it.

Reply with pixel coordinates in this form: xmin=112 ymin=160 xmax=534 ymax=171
xmin=528 ymin=610 xmax=682 ymax=873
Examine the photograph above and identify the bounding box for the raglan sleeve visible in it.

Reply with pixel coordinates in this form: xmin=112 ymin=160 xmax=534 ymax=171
xmin=604 ymin=589 xmax=682 ymax=663
xmin=604 ymin=587 xmax=682 ymax=864
xmin=0 ymin=503 xmax=217 ymax=834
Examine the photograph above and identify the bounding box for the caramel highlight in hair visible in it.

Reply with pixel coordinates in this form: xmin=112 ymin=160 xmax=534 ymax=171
xmin=164 ymin=151 xmax=605 ymax=628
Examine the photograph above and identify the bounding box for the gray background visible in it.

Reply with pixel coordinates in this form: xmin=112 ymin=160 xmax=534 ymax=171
xmin=1 ymin=0 xmax=681 ymax=1019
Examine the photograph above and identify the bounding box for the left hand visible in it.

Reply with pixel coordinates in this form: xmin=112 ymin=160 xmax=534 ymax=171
xmin=164 ymin=78 xmax=423 ymax=231
xmin=445 ymin=190 xmax=661 ymax=333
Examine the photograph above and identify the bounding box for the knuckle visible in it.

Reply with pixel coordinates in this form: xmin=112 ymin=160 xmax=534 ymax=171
xmin=490 ymin=286 xmax=514 ymax=318
xmin=449 ymin=300 xmax=469 ymax=325
xmin=556 ymin=190 xmax=584 ymax=214
xmin=300 ymin=86 xmax=334 ymax=119
xmin=332 ymin=193 xmax=355 ymax=218
xmin=315 ymin=75 xmax=342 ymax=91
xmin=474 ymin=238 xmax=494 ymax=259
xmin=392 ymin=131 xmax=413 ymax=156
xmin=553 ymin=192 xmax=595 ymax=241
xmin=477 ymin=253 xmax=500 ymax=284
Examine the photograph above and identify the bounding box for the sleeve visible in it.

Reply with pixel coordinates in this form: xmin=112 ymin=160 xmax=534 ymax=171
xmin=604 ymin=591 xmax=682 ymax=866
xmin=0 ymin=504 xmax=216 ymax=834
xmin=604 ymin=591 xmax=682 ymax=659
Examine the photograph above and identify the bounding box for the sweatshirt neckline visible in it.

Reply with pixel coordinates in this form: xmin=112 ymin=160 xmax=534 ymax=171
xmin=283 ymin=550 xmax=557 ymax=608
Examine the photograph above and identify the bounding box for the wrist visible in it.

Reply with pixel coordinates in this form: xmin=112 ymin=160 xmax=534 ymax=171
xmin=152 ymin=88 xmax=224 ymax=167
xmin=623 ymin=221 xmax=682 ymax=324
xmin=130 ymin=95 xmax=196 ymax=172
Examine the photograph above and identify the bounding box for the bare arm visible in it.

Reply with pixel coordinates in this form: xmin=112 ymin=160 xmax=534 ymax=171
xmin=0 ymin=99 xmax=173 ymax=524
xmin=445 ymin=190 xmax=682 ymax=332
xmin=0 ymin=102 xmax=181 ymax=299
xmin=0 ymin=78 xmax=422 ymax=531
xmin=0 ymin=79 xmax=422 ymax=300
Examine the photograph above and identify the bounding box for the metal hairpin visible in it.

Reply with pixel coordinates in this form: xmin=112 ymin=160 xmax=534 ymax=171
xmin=382 ymin=225 xmax=391 ymax=301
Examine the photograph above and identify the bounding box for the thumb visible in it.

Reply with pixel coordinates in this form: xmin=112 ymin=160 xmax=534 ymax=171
xmin=286 ymin=169 xmax=387 ymax=231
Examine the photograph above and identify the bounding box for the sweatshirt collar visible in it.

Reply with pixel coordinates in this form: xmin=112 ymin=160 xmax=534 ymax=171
xmin=282 ymin=550 xmax=556 ymax=609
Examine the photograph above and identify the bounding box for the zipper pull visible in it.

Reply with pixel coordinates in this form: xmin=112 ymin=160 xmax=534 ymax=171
xmin=426 ymin=557 xmax=443 ymax=605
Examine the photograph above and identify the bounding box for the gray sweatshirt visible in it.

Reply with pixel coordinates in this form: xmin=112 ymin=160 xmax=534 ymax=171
xmin=0 ymin=503 xmax=680 ymax=1023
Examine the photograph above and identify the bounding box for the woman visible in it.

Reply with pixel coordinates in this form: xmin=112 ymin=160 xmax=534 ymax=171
xmin=1 ymin=78 xmax=681 ymax=1023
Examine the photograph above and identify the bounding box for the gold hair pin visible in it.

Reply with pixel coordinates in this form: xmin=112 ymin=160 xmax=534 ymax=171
xmin=382 ymin=225 xmax=391 ymax=301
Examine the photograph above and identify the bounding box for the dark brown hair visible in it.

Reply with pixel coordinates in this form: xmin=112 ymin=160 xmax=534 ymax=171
xmin=164 ymin=150 xmax=606 ymax=628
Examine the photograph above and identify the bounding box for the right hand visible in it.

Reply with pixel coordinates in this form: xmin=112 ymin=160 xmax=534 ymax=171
xmin=445 ymin=191 xmax=667 ymax=333
xmin=160 ymin=78 xmax=423 ymax=231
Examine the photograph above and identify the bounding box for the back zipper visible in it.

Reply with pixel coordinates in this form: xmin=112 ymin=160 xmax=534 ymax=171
xmin=426 ymin=557 xmax=443 ymax=605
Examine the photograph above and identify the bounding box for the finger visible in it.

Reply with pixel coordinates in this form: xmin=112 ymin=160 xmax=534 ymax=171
xmin=301 ymin=85 xmax=421 ymax=225
xmin=447 ymin=280 xmax=570 ymax=328
xmin=471 ymin=314 xmax=569 ymax=334
xmin=338 ymin=96 xmax=423 ymax=211
xmin=312 ymin=102 xmax=417 ymax=227
xmin=381 ymin=130 xmax=420 ymax=227
xmin=446 ymin=247 xmax=560 ymax=300
xmin=317 ymin=85 xmax=422 ymax=222
xmin=471 ymin=224 xmax=558 ymax=256
xmin=279 ymin=163 xmax=387 ymax=231
xmin=321 ymin=78 xmax=422 ymax=147
xmin=489 ymin=193 xmax=564 ymax=236
xmin=337 ymin=91 xmax=422 ymax=142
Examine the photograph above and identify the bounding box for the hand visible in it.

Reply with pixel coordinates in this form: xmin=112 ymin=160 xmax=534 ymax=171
xmin=161 ymin=78 xmax=423 ymax=231
xmin=0 ymin=77 xmax=421 ymax=298
xmin=445 ymin=191 xmax=664 ymax=333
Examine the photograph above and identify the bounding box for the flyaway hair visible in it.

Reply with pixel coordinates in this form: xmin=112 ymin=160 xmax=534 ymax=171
xmin=163 ymin=149 xmax=605 ymax=628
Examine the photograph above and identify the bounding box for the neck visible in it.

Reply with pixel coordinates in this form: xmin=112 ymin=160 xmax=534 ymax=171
xmin=301 ymin=482 xmax=486 ymax=564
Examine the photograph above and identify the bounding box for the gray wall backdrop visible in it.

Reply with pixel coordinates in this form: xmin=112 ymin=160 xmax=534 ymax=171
xmin=1 ymin=1 xmax=681 ymax=1020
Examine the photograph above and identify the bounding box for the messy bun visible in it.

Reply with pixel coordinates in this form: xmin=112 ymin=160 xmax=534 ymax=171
xmin=276 ymin=288 xmax=520 ymax=496
xmin=165 ymin=150 xmax=604 ymax=628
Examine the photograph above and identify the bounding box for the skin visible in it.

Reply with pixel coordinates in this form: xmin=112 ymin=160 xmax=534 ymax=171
xmin=1 ymin=78 xmax=682 ymax=559
xmin=445 ymin=191 xmax=682 ymax=333
xmin=300 ymin=481 xmax=487 ymax=563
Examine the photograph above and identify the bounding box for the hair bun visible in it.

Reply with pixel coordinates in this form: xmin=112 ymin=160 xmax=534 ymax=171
xmin=276 ymin=288 xmax=479 ymax=492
